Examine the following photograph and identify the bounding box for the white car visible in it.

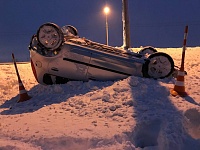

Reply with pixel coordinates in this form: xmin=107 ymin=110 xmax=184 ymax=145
xmin=29 ymin=22 xmax=175 ymax=85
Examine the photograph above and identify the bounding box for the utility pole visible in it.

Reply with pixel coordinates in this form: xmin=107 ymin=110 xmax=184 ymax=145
xmin=122 ymin=0 xmax=131 ymax=49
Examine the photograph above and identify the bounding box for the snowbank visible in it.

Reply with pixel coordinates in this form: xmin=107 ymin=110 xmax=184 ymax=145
xmin=0 ymin=47 xmax=200 ymax=150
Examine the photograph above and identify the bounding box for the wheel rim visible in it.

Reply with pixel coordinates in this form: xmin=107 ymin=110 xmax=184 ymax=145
xmin=37 ymin=23 xmax=63 ymax=50
xmin=148 ymin=55 xmax=172 ymax=78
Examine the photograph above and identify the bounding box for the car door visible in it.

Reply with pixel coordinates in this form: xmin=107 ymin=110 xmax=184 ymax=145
xmin=48 ymin=44 xmax=91 ymax=81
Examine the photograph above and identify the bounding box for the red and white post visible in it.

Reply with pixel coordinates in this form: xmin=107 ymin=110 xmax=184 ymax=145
xmin=180 ymin=25 xmax=188 ymax=71
xmin=170 ymin=26 xmax=188 ymax=97
xmin=12 ymin=53 xmax=32 ymax=102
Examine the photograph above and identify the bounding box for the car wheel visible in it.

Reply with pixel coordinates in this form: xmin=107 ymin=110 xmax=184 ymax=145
xmin=29 ymin=34 xmax=37 ymax=50
xmin=142 ymin=52 xmax=174 ymax=79
xmin=139 ymin=47 xmax=157 ymax=58
xmin=61 ymin=25 xmax=78 ymax=36
xmin=37 ymin=23 xmax=64 ymax=50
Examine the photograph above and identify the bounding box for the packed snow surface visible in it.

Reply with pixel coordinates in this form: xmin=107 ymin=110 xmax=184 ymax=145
xmin=0 ymin=47 xmax=200 ymax=150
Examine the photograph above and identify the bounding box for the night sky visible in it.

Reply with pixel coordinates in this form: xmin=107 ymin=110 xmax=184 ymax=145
xmin=0 ymin=0 xmax=200 ymax=61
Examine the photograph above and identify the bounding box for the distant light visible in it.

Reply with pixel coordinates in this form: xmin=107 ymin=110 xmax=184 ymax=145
xmin=104 ymin=6 xmax=110 ymax=14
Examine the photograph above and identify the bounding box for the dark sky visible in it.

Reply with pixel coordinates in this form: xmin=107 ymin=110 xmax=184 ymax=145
xmin=0 ymin=0 xmax=200 ymax=61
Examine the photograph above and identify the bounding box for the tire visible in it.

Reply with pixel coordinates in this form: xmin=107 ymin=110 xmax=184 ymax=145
xmin=61 ymin=25 xmax=78 ymax=36
xmin=142 ymin=52 xmax=174 ymax=79
xmin=29 ymin=34 xmax=37 ymax=50
xmin=139 ymin=47 xmax=157 ymax=57
xmin=37 ymin=23 xmax=64 ymax=50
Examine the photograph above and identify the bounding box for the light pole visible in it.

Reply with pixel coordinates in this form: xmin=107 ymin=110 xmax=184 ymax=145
xmin=104 ymin=6 xmax=110 ymax=45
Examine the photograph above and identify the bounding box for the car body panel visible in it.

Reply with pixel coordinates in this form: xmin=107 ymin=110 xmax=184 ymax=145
xmin=30 ymin=38 xmax=144 ymax=84
xmin=29 ymin=23 xmax=175 ymax=85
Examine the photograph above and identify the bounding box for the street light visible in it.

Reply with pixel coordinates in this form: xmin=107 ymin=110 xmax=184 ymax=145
xmin=104 ymin=6 xmax=110 ymax=45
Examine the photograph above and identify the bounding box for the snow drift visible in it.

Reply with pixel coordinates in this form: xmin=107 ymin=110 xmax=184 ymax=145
xmin=0 ymin=47 xmax=200 ymax=150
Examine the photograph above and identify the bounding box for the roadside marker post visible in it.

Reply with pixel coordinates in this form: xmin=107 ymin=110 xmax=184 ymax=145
xmin=12 ymin=53 xmax=32 ymax=102
xmin=170 ymin=26 xmax=188 ymax=97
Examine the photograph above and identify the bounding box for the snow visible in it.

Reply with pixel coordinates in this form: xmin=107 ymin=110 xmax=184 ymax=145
xmin=0 ymin=47 xmax=200 ymax=150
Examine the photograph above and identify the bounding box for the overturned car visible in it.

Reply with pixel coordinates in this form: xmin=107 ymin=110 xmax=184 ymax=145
xmin=29 ymin=22 xmax=175 ymax=85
